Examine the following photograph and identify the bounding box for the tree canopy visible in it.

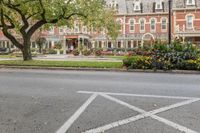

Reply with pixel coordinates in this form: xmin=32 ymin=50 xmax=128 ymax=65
xmin=0 ymin=0 xmax=119 ymax=60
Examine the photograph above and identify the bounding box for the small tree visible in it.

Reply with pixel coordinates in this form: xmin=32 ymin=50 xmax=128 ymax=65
xmin=36 ymin=37 xmax=47 ymax=53
xmin=54 ymin=41 xmax=62 ymax=55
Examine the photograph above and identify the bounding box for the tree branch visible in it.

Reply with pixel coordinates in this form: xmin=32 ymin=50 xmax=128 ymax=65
xmin=0 ymin=9 xmax=23 ymax=49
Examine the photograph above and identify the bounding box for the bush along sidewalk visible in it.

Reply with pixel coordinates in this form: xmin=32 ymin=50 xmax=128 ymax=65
xmin=123 ymin=42 xmax=200 ymax=71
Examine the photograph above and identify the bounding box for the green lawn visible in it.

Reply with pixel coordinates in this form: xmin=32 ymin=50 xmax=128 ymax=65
xmin=0 ymin=60 xmax=123 ymax=68
xmin=103 ymin=56 xmax=126 ymax=60
xmin=0 ymin=54 xmax=16 ymax=58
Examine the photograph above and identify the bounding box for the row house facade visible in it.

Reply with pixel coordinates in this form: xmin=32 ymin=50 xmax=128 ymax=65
xmin=0 ymin=0 xmax=200 ymax=53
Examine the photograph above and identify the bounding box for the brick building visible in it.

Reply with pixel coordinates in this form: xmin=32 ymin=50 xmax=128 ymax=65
xmin=0 ymin=0 xmax=200 ymax=52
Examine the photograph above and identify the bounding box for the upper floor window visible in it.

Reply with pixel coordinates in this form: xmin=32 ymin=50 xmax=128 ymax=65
xmin=161 ymin=18 xmax=167 ymax=31
xmin=48 ymin=27 xmax=54 ymax=34
xmin=155 ymin=1 xmax=163 ymax=10
xmin=186 ymin=15 xmax=194 ymax=29
xmin=139 ymin=18 xmax=145 ymax=32
xmin=186 ymin=0 xmax=196 ymax=6
xmin=133 ymin=1 xmax=141 ymax=12
xmin=150 ymin=18 xmax=156 ymax=32
xmin=59 ymin=27 xmax=66 ymax=35
xmin=129 ymin=19 xmax=135 ymax=32
xmin=82 ymin=26 xmax=87 ymax=33
xmin=74 ymin=22 xmax=79 ymax=33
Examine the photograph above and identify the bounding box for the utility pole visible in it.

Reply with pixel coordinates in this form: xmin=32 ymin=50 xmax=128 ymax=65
xmin=168 ymin=0 xmax=172 ymax=45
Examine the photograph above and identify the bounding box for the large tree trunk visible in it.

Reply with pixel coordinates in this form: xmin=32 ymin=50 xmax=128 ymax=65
xmin=22 ymin=40 xmax=32 ymax=61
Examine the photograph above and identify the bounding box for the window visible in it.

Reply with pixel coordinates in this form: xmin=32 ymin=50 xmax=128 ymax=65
xmin=186 ymin=15 xmax=194 ymax=29
xmin=134 ymin=2 xmax=141 ymax=11
xmin=155 ymin=0 xmax=163 ymax=10
xmin=140 ymin=19 xmax=145 ymax=32
xmin=59 ymin=28 xmax=64 ymax=35
xmin=48 ymin=27 xmax=54 ymax=34
xmin=129 ymin=19 xmax=135 ymax=32
xmin=161 ymin=18 xmax=167 ymax=30
xmin=150 ymin=18 xmax=156 ymax=31
xmin=74 ymin=22 xmax=79 ymax=33
xmin=82 ymin=26 xmax=87 ymax=33
xmin=186 ymin=0 xmax=195 ymax=6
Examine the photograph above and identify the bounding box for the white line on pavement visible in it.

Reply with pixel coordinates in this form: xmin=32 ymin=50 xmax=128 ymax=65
xmin=83 ymin=94 xmax=200 ymax=133
xmin=56 ymin=93 xmax=98 ymax=133
xmin=78 ymin=91 xmax=197 ymax=100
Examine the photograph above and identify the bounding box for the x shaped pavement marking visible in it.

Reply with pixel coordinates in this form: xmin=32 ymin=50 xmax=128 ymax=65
xmin=56 ymin=91 xmax=200 ymax=133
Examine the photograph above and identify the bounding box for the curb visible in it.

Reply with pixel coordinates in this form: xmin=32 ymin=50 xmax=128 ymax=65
xmin=0 ymin=65 xmax=126 ymax=72
xmin=0 ymin=65 xmax=200 ymax=74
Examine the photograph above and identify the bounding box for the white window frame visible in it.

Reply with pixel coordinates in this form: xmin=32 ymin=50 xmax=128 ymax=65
xmin=134 ymin=2 xmax=141 ymax=11
xmin=82 ymin=26 xmax=87 ymax=33
xmin=186 ymin=14 xmax=194 ymax=29
xmin=48 ymin=27 xmax=54 ymax=35
xmin=139 ymin=18 xmax=146 ymax=33
xmin=161 ymin=17 xmax=168 ymax=31
xmin=74 ymin=22 xmax=79 ymax=33
xmin=186 ymin=0 xmax=195 ymax=6
xmin=59 ymin=27 xmax=64 ymax=35
xmin=129 ymin=19 xmax=135 ymax=33
xmin=150 ymin=18 xmax=156 ymax=32
xmin=155 ymin=1 xmax=163 ymax=10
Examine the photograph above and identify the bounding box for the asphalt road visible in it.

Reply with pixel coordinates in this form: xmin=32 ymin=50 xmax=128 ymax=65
xmin=0 ymin=69 xmax=200 ymax=133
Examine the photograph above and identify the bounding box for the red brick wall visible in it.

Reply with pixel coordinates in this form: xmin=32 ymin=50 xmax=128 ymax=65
xmin=175 ymin=9 xmax=200 ymax=31
xmin=123 ymin=14 xmax=169 ymax=35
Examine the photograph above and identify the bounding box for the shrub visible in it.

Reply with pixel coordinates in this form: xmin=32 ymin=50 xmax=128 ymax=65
xmin=123 ymin=56 xmax=152 ymax=69
xmin=82 ymin=49 xmax=92 ymax=56
xmin=72 ymin=49 xmax=80 ymax=56
xmin=48 ymin=49 xmax=57 ymax=54
xmin=95 ymin=49 xmax=102 ymax=56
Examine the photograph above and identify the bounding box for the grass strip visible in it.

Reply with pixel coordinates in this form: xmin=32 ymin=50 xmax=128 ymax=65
xmin=0 ymin=60 xmax=123 ymax=68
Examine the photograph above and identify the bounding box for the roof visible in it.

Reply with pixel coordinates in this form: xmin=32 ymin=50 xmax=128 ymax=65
xmin=105 ymin=0 xmax=200 ymax=15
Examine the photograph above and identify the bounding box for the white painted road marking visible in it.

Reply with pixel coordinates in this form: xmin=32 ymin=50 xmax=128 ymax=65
xmin=78 ymin=91 xmax=196 ymax=100
xmin=83 ymin=94 xmax=199 ymax=133
xmin=56 ymin=91 xmax=200 ymax=133
xmin=56 ymin=93 xmax=98 ymax=133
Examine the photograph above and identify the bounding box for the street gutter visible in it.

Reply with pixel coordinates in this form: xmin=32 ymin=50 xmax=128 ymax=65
xmin=0 ymin=65 xmax=200 ymax=74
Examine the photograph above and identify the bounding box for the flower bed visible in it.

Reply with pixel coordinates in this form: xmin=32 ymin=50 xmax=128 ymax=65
xmin=123 ymin=42 xmax=200 ymax=71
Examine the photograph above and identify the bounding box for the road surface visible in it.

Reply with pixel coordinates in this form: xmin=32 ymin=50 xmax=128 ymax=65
xmin=0 ymin=69 xmax=200 ymax=133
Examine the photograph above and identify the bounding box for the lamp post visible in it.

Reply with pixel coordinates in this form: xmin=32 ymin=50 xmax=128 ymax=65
xmin=168 ymin=0 xmax=172 ymax=45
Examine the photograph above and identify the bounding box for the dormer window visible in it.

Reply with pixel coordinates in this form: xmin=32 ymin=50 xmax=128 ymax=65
xmin=186 ymin=0 xmax=195 ymax=6
xmin=155 ymin=0 xmax=163 ymax=10
xmin=108 ymin=0 xmax=118 ymax=10
xmin=156 ymin=3 xmax=162 ymax=9
xmin=133 ymin=1 xmax=141 ymax=11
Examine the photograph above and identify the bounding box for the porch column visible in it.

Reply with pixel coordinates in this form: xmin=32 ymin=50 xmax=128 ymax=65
xmin=137 ymin=40 xmax=139 ymax=48
xmin=63 ymin=37 xmax=67 ymax=55
xmin=182 ymin=36 xmax=185 ymax=43
xmin=78 ymin=37 xmax=81 ymax=48
xmin=121 ymin=40 xmax=123 ymax=48
xmin=131 ymin=40 xmax=133 ymax=48
xmin=102 ymin=41 xmax=105 ymax=48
